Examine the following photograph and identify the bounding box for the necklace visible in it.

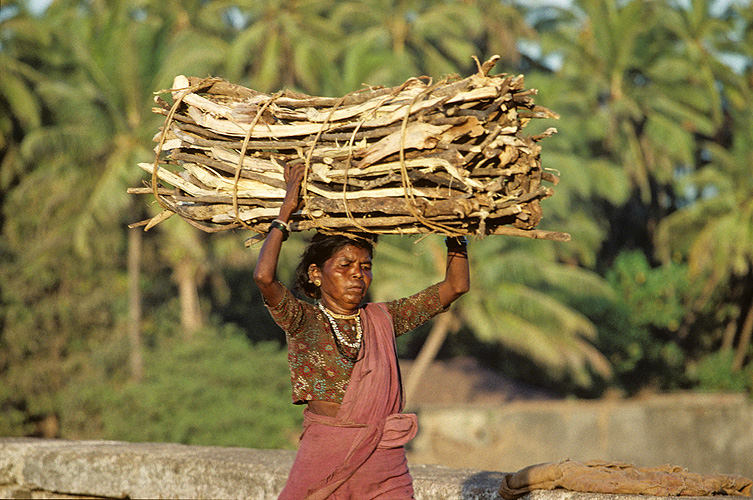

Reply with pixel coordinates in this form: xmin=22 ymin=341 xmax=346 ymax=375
xmin=319 ymin=305 xmax=360 ymax=321
xmin=318 ymin=303 xmax=363 ymax=352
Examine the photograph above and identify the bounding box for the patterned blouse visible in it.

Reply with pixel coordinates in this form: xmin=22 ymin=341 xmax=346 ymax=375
xmin=265 ymin=283 xmax=445 ymax=405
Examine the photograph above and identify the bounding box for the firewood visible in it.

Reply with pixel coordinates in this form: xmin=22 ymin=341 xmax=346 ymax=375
xmin=130 ymin=55 xmax=569 ymax=243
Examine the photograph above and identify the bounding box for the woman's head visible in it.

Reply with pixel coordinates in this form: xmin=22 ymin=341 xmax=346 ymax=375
xmin=295 ymin=232 xmax=377 ymax=301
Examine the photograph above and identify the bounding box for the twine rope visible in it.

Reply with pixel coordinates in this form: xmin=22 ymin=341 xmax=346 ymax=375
xmin=232 ymin=92 xmax=283 ymax=229
xmin=396 ymin=79 xmax=464 ymax=237
xmin=150 ymin=77 xmax=243 ymax=232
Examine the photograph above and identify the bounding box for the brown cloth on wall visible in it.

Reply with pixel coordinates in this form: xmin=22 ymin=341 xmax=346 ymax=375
xmin=499 ymin=459 xmax=753 ymax=499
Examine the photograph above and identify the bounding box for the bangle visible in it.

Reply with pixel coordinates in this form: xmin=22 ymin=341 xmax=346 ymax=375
xmin=270 ymin=219 xmax=290 ymax=241
xmin=445 ymin=236 xmax=468 ymax=252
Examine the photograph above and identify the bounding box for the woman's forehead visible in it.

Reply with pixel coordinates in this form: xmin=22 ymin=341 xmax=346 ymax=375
xmin=330 ymin=244 xmax=372 ymax=261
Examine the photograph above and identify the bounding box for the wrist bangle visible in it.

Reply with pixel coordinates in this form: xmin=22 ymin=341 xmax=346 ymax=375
xmin=270 ymin=219 xmax=290 ymax=241
xmin=445 ymin=236 xmax=468 ymax=251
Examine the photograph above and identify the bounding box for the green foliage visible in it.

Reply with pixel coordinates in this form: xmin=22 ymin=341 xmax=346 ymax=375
xmin=691 ymin=350 xmax=753 ymax=393
xmin=600 ymin=251 xmax=695 ymax=392
xmin=2 ymin=0 xmax=753 ymax=447
xmin=0 ymin=154 xmax=124 ymax=435
xmin=371 ymin=235 xmax=617 ymax=390
xmin=606 ymin=251 xmax=690 ymax=333
xmin=59 ymin=325 xmax=302 ymax=449
xmin=0 ymin=2 xmax=49 ymax=190
xmin=329 ymin=0 xmax=482 ymax=90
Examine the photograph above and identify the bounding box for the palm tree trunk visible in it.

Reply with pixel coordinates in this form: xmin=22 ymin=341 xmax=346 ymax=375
xmin=404 ymin=311 xmax=454 ymax=405
xmin=127 ymin=227 xmax=144 ymax=382
xmin=720 ymin=312 xmax=738 ymax=352
xmin=732 ymin=295 xmax=753 ymax=373
xmin=175 ymin=256 xmax=203 ymax=339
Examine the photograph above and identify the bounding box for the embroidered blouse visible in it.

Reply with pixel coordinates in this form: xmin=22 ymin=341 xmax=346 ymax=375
xmin=265 ymin=283 xmax=444 ymax=405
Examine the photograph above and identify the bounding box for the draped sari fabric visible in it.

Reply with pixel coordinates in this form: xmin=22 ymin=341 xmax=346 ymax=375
xmin=278 ymin=303 xmax=418 ymax=500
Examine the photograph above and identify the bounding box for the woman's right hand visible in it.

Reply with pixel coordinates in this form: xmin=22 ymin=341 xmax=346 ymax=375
xmin=279 ymin=161 xmax=305 ymax=221
xmin=253 ymin=161 xmax=305 ymax=303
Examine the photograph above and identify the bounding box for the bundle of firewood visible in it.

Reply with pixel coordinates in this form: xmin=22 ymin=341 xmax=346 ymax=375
xmin=129 ymin=56 xmax=568 ymax=242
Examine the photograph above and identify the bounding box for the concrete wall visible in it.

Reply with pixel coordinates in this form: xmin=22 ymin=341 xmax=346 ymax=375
xmin=0 ymin=438 xmax=503 ymax=500
xmin=1 ymin=393 xmax=751 ymax=499
xmin=408 ymin=393 xmax=753 ymax=478
xmin=0 ymin=438 xmax=726 ymax=500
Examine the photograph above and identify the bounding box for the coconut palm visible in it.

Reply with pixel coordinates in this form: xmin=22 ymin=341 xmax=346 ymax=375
xmin=655 ymin=69 xmax=753 ymax=373
xmin=24 ymin=0 xmax=229 ymax=349
xmin=0 ymin=1 xmax=47 ymax=190
xmin=659 ymin=0 xmax=733 ymax=130
xmin=331 ymin=0 xmax=482 ymax=92
xmin=652 ymin=1 xmax=753 ymax=376
xmin=201 ymin=0 xmax=342 ymax=94
xmin=371 ymin=235 xmax=614 ymax=398
xmin=538 ymin=0 xmax=719 ymax=227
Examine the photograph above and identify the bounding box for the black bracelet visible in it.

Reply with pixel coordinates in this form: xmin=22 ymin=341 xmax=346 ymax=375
xmin=270 ymin=219 xmax=290 ymax=241
xmin=445 ymin=236 xmax=468 ymax=252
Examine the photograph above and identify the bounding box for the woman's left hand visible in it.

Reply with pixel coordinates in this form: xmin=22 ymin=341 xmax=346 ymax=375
xmin=438 ymin=236 xmax=470 ymax=307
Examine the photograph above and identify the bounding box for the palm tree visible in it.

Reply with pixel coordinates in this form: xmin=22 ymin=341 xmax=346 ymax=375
xmin=655 ymin=69 xmax=753 ymax=374
xmin=463 ymin=237 xmax=613 ymax=387
xmin=652 ymin=1 xmax=753 ymax=377
xmin=27 ymin=0 xmax=228 ymax=350
xmin=0 ymin=1 xmax=47 ymax=192
xmin=536 ymin=0 xmax=722 ymax=251
xmin=371 ymin=235 xmax=614 ymax=399
xmin=331 ymin=0 xmax=482 ymax=92
xmin=659 ymin=0 xmax=733 ymax=130
xmin=202 ymin=0 xmax=342 ymax=94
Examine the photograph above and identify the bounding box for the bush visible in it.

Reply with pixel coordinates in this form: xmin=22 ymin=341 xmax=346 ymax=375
xmin=692 ymin=350 xmax=753 ymax=393
xmin=600 ymin=251 xmax=692 ymax=393
xmin=60 ymin=324 xmax=302 ymax=449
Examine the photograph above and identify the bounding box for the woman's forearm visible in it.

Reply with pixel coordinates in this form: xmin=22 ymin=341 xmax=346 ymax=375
xmin=438 ymin=237 xmax=470 ymax=307
xmin=253 ymin=163 xmax=304 ymax=303
xmin=253 ymin=225 xmax=286 ymax=288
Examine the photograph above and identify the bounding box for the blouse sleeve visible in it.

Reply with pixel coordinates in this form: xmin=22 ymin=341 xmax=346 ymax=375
xmin=385 ymin=282 xmax=446 ymax=337
xmin=264 ymin=284 xmax=307 ymax=338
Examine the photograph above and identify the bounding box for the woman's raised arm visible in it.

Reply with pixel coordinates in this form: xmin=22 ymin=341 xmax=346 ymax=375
xmin=437 ymin=236 xmax=470 ymax=308
xmin=252 ymin=162 xmax=304 ymax=306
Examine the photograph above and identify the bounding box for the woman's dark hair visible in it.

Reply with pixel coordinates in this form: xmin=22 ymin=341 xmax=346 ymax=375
xmin=295 ymin=232 xmax=377 ymax=299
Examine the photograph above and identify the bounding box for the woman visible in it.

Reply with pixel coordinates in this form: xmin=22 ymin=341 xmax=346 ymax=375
xmin=254 ymin=162 xmax=470 ymax=499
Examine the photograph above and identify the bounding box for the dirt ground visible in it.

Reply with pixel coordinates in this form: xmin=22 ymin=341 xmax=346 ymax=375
xmin=399 ymin=356 xmax=559 ymax=406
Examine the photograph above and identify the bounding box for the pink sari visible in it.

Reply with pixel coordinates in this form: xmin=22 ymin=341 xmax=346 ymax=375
xmin=278 ymin=303 xmax=418 ymax=500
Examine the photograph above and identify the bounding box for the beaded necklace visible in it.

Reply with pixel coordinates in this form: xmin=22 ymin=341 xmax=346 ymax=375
xmin=318 ymin=303 xmax=363 ymax=362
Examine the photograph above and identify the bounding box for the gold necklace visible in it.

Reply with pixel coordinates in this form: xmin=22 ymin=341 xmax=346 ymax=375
xmin=319 ymin=304 xmax=360 ymax=320
xmin=318 ymin=303 xmax=363 ymax=350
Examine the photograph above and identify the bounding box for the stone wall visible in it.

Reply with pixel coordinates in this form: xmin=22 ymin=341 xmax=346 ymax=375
xmin=1 ymin=393 xmax=751 ymax=499
xmin=0 ymin=438 xmax=726 ymax=500
xmin=408 ymin=393 xmax=753 ymax=478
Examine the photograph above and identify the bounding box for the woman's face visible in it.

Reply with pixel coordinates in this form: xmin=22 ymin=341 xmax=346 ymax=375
xmin=310 ymin=244 xmax=373 ymax=314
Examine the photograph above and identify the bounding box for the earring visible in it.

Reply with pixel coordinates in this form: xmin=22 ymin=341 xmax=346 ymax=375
xmin=314 ymin=279 xmax=321 ymax=287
